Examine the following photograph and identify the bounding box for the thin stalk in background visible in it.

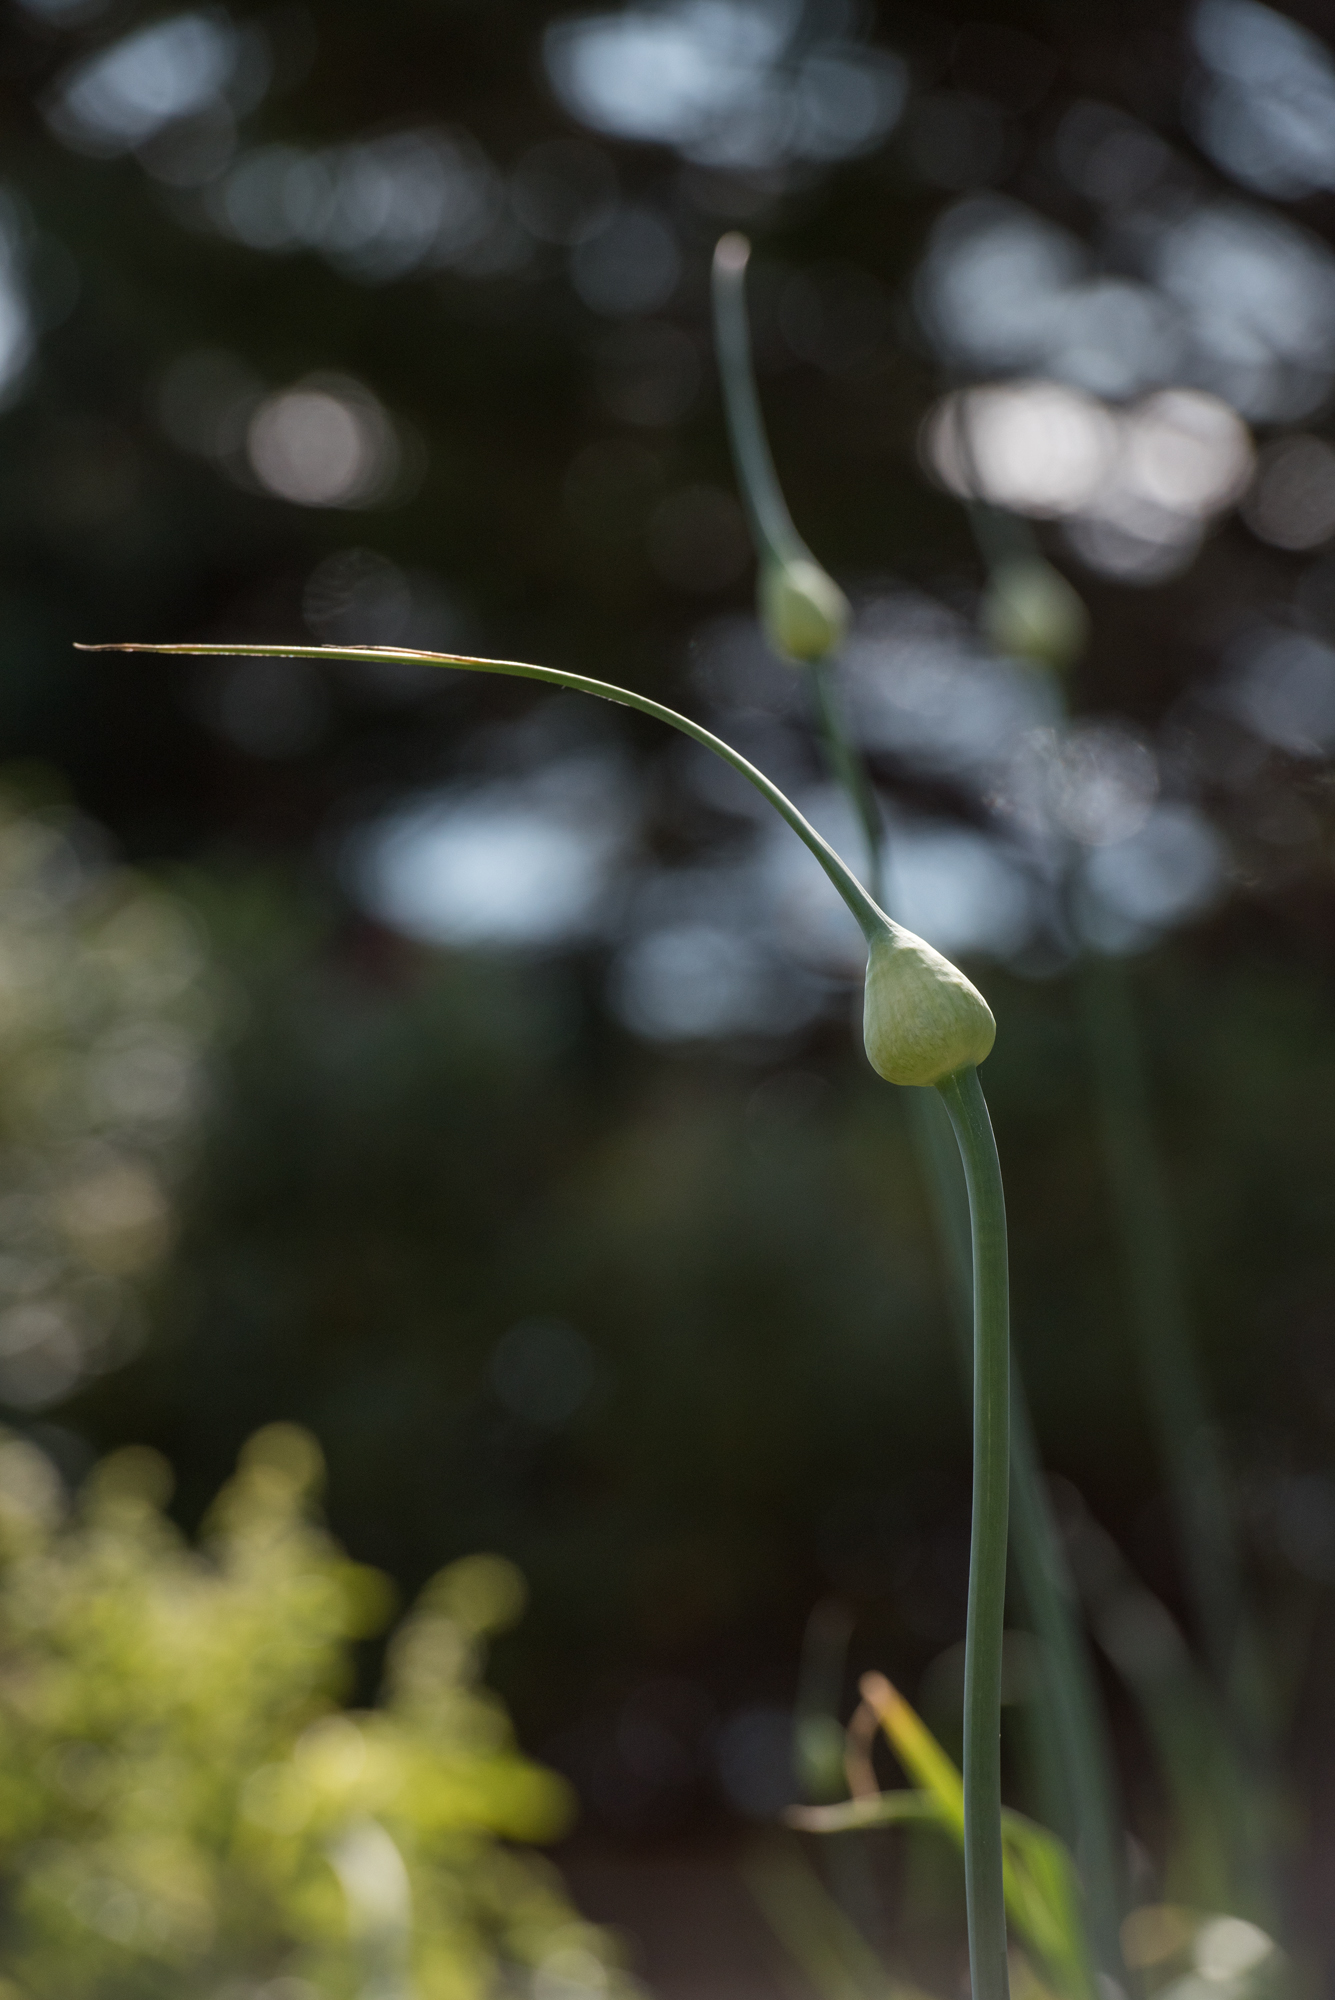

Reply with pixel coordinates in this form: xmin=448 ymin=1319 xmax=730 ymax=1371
xmin=1081 ymin=954 xmax=1254 ymax=1718
xmin=809 ymin=656 xmax=886 ymax=911
xmin=1079 ymin=950 xmax=1279 ymax=1915
xmin=962 ymin=458 xmax=1276 ymax=1862
xmin=711 ymin=234 xmax=1128 ymax=1981
xmin=84 ymin=635 xmax=1010 ymax=2000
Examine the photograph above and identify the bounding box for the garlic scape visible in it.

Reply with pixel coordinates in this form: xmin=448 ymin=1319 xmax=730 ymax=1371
xmin=78 ymin=639 xmax=988 ymax=1093
xmin=80 ymin=632 xmax=1009 ymax=2000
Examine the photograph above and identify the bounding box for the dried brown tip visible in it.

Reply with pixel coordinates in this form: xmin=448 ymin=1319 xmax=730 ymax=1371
xmin=74 ymin=642 xmax=151 ymax=652
xmin=858 ymin=1671 xmax=896 ymax=1711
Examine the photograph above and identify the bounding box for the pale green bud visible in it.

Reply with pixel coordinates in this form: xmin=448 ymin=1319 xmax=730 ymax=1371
xmin=759 ymin=554 xmax=850 ymax=665
xmin=982 ymin=557 xmax=1089 ymax=673
xmin=862 ymin=925 xmax=996 ymax=1088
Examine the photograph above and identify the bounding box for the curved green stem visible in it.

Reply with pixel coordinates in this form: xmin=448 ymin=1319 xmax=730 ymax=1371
xmin=936 ymin=1065 xmax=1011 ymax=2000
xmin=76 ymin=640 xmax=887 ymax=941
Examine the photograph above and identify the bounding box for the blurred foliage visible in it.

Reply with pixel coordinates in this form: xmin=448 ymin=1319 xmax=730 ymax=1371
xmin=0 ymin=1419 xmax=632 ymax=2000
xmin=0 ymin=782 xmax=212 ymax=1412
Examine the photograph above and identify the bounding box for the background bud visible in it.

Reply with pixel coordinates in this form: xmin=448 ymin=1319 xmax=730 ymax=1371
xmin=862 ymin=926 xmax=996 ymax=1088
xmin=982 ymin=557 xmax=1089 ymax=674
xmin=759 ymin=555 xmax=850 ymax=665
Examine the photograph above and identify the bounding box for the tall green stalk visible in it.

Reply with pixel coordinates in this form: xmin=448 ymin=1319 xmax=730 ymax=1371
xmin=710 ymin=234 xmax=1127 ymax=1979
xmin=83 ymin=632 xmax=1012 ymax=2000
xmin=937 ymin=1066 xmax=1011 ymax=2000
xmin=908 ymin=1085 xmax=1126 ymax=1969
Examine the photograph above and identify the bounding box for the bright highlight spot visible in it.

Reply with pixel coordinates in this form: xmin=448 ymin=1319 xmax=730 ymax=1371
xmin=246 ymin=377 xmax=399 ymax=508
xmin=543 ymin=0 xmax=905 ymax=170
xmin=924 ymin=380 xmax=1116 ymax=518
xmin=924 ymin=381 xmax=1253 ymax=582
xmin=351 ymin=761 xmax=634 ymax=950
xmin=46 ymin=13 xmax=254 ymax=156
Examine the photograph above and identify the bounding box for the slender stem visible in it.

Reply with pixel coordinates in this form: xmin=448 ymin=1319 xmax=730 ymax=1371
xmin=905 ymin=1089 xmax=1127 ymax=1972
xmin=808 ymin=660 xmax=885 ymax=911
xmin=711 ymin=235 xmax=806 ymax=568
xmin=936 ymin=1065 xmax=1011 ymax=2000
xmin=1080 ymin=951 xmax=1277 ymax=1909
xmin=1079 ymin=956 xmax=1243 ymax=1686
xmin=78 ymin=641 xmax=887 ymax=943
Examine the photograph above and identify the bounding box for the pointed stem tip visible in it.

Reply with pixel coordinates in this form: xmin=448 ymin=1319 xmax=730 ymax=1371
xmin=713 ymin=231 xmax=751 ymax=276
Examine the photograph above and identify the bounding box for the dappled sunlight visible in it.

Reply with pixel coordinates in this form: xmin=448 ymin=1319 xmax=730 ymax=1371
xmin=44 ymin=10 xmax=265 ymax=158
xmin=1190 ymin=0 xmax=1335 ymax=199
xmin=246 ymin=377 xmax=401 ymax=509
xmin=350 ymin=757 xmax=638 ymax=952
xmin=925 ymin=382 xmax=1253 ymax=582
xmin=543 ymin=0 xmax=906 ymax=170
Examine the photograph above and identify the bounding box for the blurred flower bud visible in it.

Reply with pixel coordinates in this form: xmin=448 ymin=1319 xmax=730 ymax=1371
xmin=759 ymin=554 xmax=850 ymax=665
xmin=982 ymin=557 xmax=1089 ymax=673
xmin=862 ymin=925 xmax=996 ymax=1088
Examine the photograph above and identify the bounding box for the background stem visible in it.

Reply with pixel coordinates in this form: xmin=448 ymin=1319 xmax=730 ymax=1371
xmin=1080 ymin=950 xmax=1278 ymax=1910
xmin=808 ymin=659 xmax=886 ymax=911
xmin=937 ymin=1065 xmax=1011 ymax=2000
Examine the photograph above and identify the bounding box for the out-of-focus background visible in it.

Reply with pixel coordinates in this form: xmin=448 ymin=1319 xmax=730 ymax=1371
xmin=3 ymin=0 xmax=1335 ymax=1991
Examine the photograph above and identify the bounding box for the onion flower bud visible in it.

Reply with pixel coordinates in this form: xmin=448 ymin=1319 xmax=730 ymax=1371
xmin=759 ymin=552 xmax=850 ymax=665
xmin=863 ymin=924 xmax=996 ymax=1087
xmin=981 ymin=556 xmax=1089 ymax=674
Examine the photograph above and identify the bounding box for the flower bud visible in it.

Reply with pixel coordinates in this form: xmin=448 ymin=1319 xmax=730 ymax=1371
xmin=759 ymin=554 xmax=850 ymax=665
xmin=982 ymin=557 xmax=1089 ymax=674
xmin=862 ymin=924 xmax=996 ymax=1087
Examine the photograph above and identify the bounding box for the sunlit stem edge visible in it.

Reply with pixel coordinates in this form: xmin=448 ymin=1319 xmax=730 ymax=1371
xmin=936 ymin=1062 xmax=1011 ymax=2000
